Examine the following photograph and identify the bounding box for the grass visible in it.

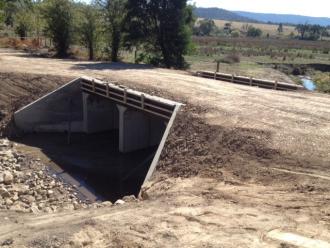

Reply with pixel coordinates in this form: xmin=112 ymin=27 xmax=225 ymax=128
xmin=313 ymin=73 xmax=330 ymax=93
xmin=187 ymin=36 xmax=330 ymax=90
xmin=191 ymin=36 xmax=330 ymax=66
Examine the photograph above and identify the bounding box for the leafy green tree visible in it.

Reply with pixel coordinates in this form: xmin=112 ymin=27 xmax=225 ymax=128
xmin=296 ymin=24 xmax=308 ymax=40
xmin=295 ymin=24 xmax=325 ymax=40
xmin=78 ymin=4 xmax=102 ymax=60
xmin=96 ymin=0 xmax=127 ymax=62
xmin=125 ymin=0 xmax=194 ymax=69
xmin=0 ymin=0 xmax=5 ymax=24
xmin=247 ymin=26 xmax=262 ymax=37
xmin=43 ymin=0 xmax=74 ymax=57
xmin=194 ymin=19 xmax=216 ymax=36
xmin=14 ymin=8 xmax=33 ymax=39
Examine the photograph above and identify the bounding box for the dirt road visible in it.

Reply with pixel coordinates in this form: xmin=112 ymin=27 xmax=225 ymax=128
xmin=0 ymin=49 xmax=330 ymax=247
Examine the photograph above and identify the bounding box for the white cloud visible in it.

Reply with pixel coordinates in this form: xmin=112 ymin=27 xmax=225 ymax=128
xmin=191 ymin=0 xmax=330 ymax=18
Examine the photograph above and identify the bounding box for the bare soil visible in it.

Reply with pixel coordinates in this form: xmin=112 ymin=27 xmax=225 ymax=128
xmin=0 ymin=49 xmax=329 ymax=247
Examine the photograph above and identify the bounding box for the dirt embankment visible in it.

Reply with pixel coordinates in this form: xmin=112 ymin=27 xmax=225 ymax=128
xmin=0 ymin=68 xmax=329 ymax=247
xmin=0 ymin=71 xmax=328 ymax=190
xmin=0 ymin=72 xmax=72 ymax=136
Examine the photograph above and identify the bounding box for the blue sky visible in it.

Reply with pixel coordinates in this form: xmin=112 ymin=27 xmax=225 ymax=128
xmin=81 ymin=0 xmax=330 ymax=18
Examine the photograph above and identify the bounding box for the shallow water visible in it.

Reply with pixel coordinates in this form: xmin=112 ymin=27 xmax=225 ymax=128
xmin=301 ymin=78 xmax=316 ymax=91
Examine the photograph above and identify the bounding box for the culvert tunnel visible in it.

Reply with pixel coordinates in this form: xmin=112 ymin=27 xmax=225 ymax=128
xmin=14 ymin=77 xmax=181 ymax=202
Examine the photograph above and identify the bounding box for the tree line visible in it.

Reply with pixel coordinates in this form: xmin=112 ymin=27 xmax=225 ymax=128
xmin=0 ymin=0 xmax=194 ymax=69
xmin=193 ymin=18 xmax=330 ymax=40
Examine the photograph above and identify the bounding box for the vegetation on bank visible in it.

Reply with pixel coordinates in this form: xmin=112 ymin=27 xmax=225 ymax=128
xmin=313 ymin=73 xmax=330 ymax=93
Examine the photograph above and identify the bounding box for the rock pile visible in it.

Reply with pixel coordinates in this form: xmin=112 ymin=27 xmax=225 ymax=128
xmin=0 ymin=139 xmax=88 ymax=214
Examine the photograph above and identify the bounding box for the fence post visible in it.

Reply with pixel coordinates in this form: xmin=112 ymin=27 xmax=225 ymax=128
xmin=250 ymin=77 xmax=253 ymax=86
xmin=274 ymin=80 xmax=278 ymax=90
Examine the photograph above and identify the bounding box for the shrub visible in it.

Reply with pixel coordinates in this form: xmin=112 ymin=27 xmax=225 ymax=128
xmin=247 ymin=26 xmax=262 ymax=38
xmin=218 ymin=53 xmax=240 ymax=64
xmin=231 ymin=30 xmax=240 ymax=38
xmin=314 ymin=73 xmax=330 ymax=93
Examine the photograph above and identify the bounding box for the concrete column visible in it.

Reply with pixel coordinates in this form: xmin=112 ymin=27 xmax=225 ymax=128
xmin=83 ymin=93 xmax=89 ymax=133
xmin=117 ymin=105 xmax=127 ymax=152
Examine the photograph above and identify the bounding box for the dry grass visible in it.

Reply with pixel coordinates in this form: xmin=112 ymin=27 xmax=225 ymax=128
xmin=198 ymin=18 xmax=297 ymax=36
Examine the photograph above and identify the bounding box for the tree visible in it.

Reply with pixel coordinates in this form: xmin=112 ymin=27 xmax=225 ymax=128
xmin=78 ymin=4 xmax=101 ymax=60
xmin=296 ymin=24 xmax=308 ymax=40
xmin=96 ymin=0 xmax=127 ymax=62
xmin=194 ymin=19 xmax=216 ymax=36
xmin=309 ymin=24 xmax=324 ymax=40
xmin=43 ymin=0 xmax=74 ymax=57
xmin=0 ymin=0 xmax=5 ymax=24
xmin=224 ymin=22 xmax=232 ymax=34
xmin=295 ymin=24 xmax=324 ymax=40
xmin=247 ymin=26 xmax=262 ymax=37
xmin=14 ymin=8 xmax=33 ymax=39
xmin=277 ymin=23 xmax=283 ymax=34
xmin=125 ymin=0 xmax=194 ymax=69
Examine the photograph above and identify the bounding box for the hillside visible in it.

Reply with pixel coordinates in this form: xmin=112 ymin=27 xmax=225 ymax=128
xmin=235 ymin=11 xmax=330 ymax=26
xmin=194 ymin=7 xmax=330 ymax=26
xmin=194 ymin=8 xmax=255 ymax=22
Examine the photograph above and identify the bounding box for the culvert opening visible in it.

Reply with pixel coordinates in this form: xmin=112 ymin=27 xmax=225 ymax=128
xmin=13 ymin=77 xmax=181 ymax=202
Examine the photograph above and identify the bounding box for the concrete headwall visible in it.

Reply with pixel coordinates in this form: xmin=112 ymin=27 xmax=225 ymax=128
xmin=14 ymin=79 xmax=84 ymax=132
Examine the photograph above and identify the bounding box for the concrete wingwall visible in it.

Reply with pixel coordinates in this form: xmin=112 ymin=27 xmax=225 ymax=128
xmin=14 ymin=78 xmax=84 ymax=132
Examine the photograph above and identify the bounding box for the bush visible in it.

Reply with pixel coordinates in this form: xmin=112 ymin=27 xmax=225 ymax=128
xmin=314 ymin=73 xmax=330 ymax=93
xmin=218 ymin=53 xmax=240 ymax=64
xmin=247 ymin=26 xmax=262 ymax=38
xmin=231 ymin=30 xmax=240 ymax=38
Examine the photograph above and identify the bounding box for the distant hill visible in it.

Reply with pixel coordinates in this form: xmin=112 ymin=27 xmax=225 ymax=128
xmin=195 ymin=8 xmax=256 ymax=22
xmin=235 ymin=11 xmax=330 ymax=26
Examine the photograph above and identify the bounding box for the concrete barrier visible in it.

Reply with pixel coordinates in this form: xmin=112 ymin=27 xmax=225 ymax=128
xmin=196 ymin=71 xmax=305 ymax=91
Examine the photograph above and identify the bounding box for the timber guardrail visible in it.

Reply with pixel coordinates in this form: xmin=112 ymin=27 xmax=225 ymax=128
xmin=80 ymin=77 xmax=177 ymax=120
xmin=196 ymin=71 xmax=305 ymax=91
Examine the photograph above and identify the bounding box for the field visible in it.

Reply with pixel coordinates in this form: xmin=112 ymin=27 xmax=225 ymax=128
xmin=187 ymin=36 xmax=330 ymax=90
xmin=198 ymin=18 xmax=298 ymax=36
xmin=0 ymin=49 xmax=330 ymax=247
